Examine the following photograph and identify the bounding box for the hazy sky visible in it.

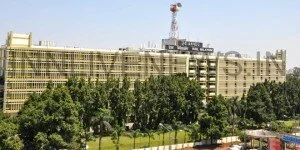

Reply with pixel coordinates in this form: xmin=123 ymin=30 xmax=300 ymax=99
xmin=0 ymin=0 xmax=299 ymax=68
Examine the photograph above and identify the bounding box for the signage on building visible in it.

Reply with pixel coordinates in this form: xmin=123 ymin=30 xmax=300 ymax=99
xmin=178 ymin=40 xmax=203 ymax=48
xmin=165 ymin=44 xmax=214 ymax=53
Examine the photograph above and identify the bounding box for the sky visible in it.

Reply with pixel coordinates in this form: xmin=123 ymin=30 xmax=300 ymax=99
xmin=0 ymin=0 xmax=299 ymax=68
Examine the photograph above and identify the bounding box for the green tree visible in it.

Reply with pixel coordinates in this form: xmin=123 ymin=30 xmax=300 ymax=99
xmin=33 ymin=132 xmax=49 ymax=150
xmin=92 ymin=109 xmax=113 ymax=150
xmin=111 ymin=126 xmax=131 ymax=150
xmin=187 ymin=123 xmax=201 ymax=142
xmin=133 ymin=79 xmax=145 ymax=129
xmin=172 ymin=121 xmax=184 ymax=144
xmin=131 ymin=129 xmax=141 ymax=149
xmin=0 ymin=119 xmax=24 ymax=150
xmin=183 ymin=80 xmax=204 ymax=124
xmin=246 ymin=83 xmax=275 ymax=125
xmin=224 ymin=97 xmax=239 ymax=137
xmin=158 ymin=123 xmax=172 ymax=146
xmin=182 ymin=125 xmax=190 ymax=143
xmin=204 ymin=95 xmax=230 ymax=143
xmin=18 ymin=86 xmax=82 ymax=149
xmin=144 ymin=129 xmax=155 ymax=147
xmin=110 ymin=76 xmax=134 ymax=126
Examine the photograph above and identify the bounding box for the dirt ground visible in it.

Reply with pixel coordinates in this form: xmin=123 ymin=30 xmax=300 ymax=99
xmin=180 ymin=142 xmax=240 ymax=150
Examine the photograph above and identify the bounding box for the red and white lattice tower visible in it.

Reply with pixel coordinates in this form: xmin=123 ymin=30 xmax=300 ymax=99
xmin=169 ymin=3 xmax=182 ymax=39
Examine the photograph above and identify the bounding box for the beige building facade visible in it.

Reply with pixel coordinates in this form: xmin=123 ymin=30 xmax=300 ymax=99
xmin=0 ymin=32 xmax=286 ymax=113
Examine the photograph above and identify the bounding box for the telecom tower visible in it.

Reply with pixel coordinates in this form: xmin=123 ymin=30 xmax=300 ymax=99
xmin=169 ymin=3 xmax=182 ymax=39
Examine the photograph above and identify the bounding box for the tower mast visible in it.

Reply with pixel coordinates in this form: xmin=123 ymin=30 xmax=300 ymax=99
xmin=169 ymin=3 xmax=182 ymax=39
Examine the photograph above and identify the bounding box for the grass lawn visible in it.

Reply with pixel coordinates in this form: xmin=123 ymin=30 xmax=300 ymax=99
xmin=87 ymin=131 xmax=189 ymax=150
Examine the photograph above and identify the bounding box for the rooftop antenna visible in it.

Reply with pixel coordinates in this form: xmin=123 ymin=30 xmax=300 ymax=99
xmin=169 ymin=2 xmax=182 ymax=40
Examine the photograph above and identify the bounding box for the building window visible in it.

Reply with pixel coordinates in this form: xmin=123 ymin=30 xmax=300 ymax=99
xmin=151 ymin=58 xmax=154 ymax=63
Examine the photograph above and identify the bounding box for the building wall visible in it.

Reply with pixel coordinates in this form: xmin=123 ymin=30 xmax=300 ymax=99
xmin=217 ymin=56 xmax=285 ymax=98
xmin=2 ymin=47 xmax=190 ymax=113
xmin=0 ymin=33 xmax=286 ymax=113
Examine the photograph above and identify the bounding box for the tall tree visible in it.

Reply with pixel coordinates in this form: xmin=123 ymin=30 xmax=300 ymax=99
xmin=111 ymin=126 xmax=131 ymax=150
xmin=0 ymin=118 xmax=24 ymax=150
xmin=110 ymin=76 xmax=134 ymax=126
xmin=184 ymin=80 xmax=204 ymax=124
xmin=18 ymin=86 xmax=82 ymax=149
xmin=187 ymin=123 xmax=201 ymax=142
xmin=131 ymin=129 xmax=141 ymax=149
xmin=246 ymin=83 xmax=275 ymax=125
xmin=172 ymin=121 xmax=184 ymax=144
xmin=144 ymin=129 xmax=155 ymax=147
xmin=158 ymin=123 xmax=172 ymax=146
xmin=92 ymin=109 xmax=113 ymax=150
xmin=204 ymin=95 xmax=229 ymax=142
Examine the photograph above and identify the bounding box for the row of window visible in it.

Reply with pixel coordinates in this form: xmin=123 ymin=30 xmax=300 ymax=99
xmin=223 ymin=68 xmax=283 ymax=75
xmin=225 ymin=61 xmax=282 ymax=67
xmin=6 ymin=71 xmax=175 ymax=80
xmin=5 ymin=103 xmax=23 ymax=111
xmin=8 ymin=61 xmax=185 ymax=71
xmin=8 ymin=50 xmax=183 ymax=63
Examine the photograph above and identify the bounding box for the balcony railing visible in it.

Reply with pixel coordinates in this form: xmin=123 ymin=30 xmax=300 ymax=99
xmin=200 ymin=70 xmax=207 ymax=74
xmin=189 ymin=70 xmax=196 ymax=74
xmin=209 ymin=85 xmax=216 ymax=89
xmin=209 ymin=71 xmax=216 ymax=74
xmin=199 ymin=78 xmax=206 ymax=81
xmin=209 ymin=93 xmax=216 ymax=96
xmin=210 ymin=63 xmax=216 ymax=67
xmin=209 ymin=78 xmax=216 ymax=82
xmin=199 ymin=63 xmax=207 ymax=67
xmin=189 ymin=62 xmax=196 ymax=66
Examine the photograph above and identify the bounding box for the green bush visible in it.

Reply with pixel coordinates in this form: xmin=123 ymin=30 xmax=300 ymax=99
xmin=238 ymin=132 xmax=250 ymax=143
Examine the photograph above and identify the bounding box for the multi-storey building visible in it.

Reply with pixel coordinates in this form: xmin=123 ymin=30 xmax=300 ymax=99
xmin=0 ymin=32 xmax=286 ymax=113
